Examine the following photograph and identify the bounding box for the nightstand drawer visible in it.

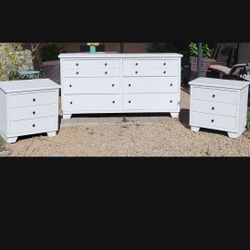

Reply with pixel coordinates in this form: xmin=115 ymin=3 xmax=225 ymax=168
xmin=123 ymin=93 xmax=178 ymax=110
xmin=63 ymin=94 xmax=120 ymax=112
xmin=191 ymin=112 xmax=236 ymax=130
xmin=191 ymin=100 xmax=237 ymax=117
xmin=62 ymin=59 xmax=120 ymax=69
xmin=63 ymin=68 xmax=120 ymax=77
xmin=62 ymin=77 xmax=120 ymax=94
xmin=9 ymin=104 xmax=58 ymax=121
xmin=123 ymin=77 xmax=178 ymax=93
xmin=9 ymin=91 xmax=58 ymax=108
xmin=9 ymin=116 xmax=57 ymax=136
xmin=191 ymin=87 xmax=237 ymax=104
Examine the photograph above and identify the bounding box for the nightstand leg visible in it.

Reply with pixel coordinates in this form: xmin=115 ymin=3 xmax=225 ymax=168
xmin=170 ymin=112 xmax=179 ymax=118
xmin=227 ymin=132 xmax=241 ymax=139
xmin=47 ymin=131 xmax=57 ymax=137
xmin=191 ymin=126 xmax=200 ymax=132
xmin=6 ymin=137 xmax=18 ymax=143
xmin=63 ymin=114 xmax=72 ymax=119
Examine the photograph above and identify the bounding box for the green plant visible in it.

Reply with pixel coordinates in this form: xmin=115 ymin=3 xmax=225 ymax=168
xmin=247 ymin=111 xmax=250 ymax=130
xmin=40 ymin=43 xmax=65 ymax=62
xmin=188 ymin=42 xmax=212 ymax=58
xmin=0 ymin=43 xmax=30 ymax=81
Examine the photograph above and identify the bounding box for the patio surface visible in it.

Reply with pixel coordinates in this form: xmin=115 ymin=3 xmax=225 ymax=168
xmin=0 ymin=89 xmax=250 ymax=157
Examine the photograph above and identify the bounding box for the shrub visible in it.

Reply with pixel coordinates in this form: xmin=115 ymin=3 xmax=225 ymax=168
xmin=40 ymin=43 xmax=65 ymax=62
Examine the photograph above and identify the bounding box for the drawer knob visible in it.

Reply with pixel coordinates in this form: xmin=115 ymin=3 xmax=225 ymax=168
xmin=211 ymin=107 xmax=215 ymax=110
xmin=163 ymin=62 xmax=166 ymax=66
xmin=32 ymin=124 xmax=36 ymax=128
xmin=112 ymin=84 xmax=115 ymax=87
xmin=170 ymin=100 xmax=173 ymax=103
xmin=105 ymin=63 xmax=108 ymax=66
xmin=163 ymin=71 xmax=166 ymax=74
xmin=70 ymin=101 xmax=73 ymax=104
xmin=170 ymin=83 xmax=173 ymax=86
xmin=212 ymin=94 xmax=215 ymax=98
xmin=128 ymin=100 xmax=131 ymax=103
xmin=135 ymin=63 xmax=138 ymax=66
xmin=33 ymin=111 xmax=36 ymax=115
xmin=76 ymin=63 xmax=79 ymax=66
xmin=105 ymin=71 xmax=108 ymax=74
xmin=33 ymin=98 xmax=36 ymax=102
xmin=135 ymin=71 xmax=138 ymax=74
xmin=69 ymin=84 xmax=72 ymax=88
xmin=211 ymin=119 xmax=214 ymax=123
xmin=76 ymin=71 xmax=79 ymax=75
xmin=112 ymin=100 xmax=115 ymax=103
xmin=128 ymin=84 xmax=131 ymax=87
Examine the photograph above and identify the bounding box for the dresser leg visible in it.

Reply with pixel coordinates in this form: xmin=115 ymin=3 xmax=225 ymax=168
xmin=47 ymin=131 xmax=57 ymax=137
xmin=191 ymin=126 xmax=200 ymax=132
xmin=63 ymin=114 xmax=72 ymax=119
xmin=6 ymin=137 xmax=18 ymax=143
xmin=170 ymin=112 xmax=179 ymax=118
xmin=227 ymin=132 xmax=241 ymax=139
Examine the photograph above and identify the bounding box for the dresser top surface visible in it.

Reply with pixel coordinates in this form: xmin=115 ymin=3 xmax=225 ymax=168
xmin=0 ymin=78 xmax=60 ymax=93
xmin=189 ymin=77 xmax=249 ymax=90
xmin=58 ymin=52 xmax=183 ymax=59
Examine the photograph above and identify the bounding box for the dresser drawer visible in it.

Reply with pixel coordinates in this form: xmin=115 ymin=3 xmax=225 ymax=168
xmin=9 ymin=116 xmax=57 ymax=136
xmin=123 ymin=59 xmax=178 ymax=69
xmin=9 ymin=91 xmax=58 ymax=108
xmin=63 ymin=94 xmax=120 ymax=112
xmin=191 ymin=87 xmax=238 ymax=104
xmin=123 ymin=94 xmax=178 ymax=110
xmin=9 ymin=104 xmax=58 ymax=121
xmin=62 ymin=77 xmax=120 ymax=94
xmin=123 ymin=77 xmax=178 ymax=93
xmin=190 ymin=112 xmax=236 ymax=131
xmin=62 ymin=59 xmax=120 ymax=69
xmin=123 ymin=67 xmax=178 ymax=77
xmin=191 ymin=100 xmax=237 ymax=117
xmin=63 ymin=68 xmax=120 ymax=77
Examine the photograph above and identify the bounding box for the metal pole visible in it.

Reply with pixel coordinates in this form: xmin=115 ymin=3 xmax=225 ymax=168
xmin=197 ymin=42 xmax=202 ymax=77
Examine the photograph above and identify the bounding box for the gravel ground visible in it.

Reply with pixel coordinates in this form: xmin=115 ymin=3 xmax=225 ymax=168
xmin=0 ymin=90 xmax=249 ymax=157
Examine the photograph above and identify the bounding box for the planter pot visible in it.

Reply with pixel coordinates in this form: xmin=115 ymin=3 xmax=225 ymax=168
xmin=190 ymin=56 xmax=217 ymax=77
xmin=90 ymin=46 xmax=96 ymax=53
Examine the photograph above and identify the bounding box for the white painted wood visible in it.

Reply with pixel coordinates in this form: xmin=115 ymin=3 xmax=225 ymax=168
xmin=59 ymin=53 xmax=182 ymax=118
xmin=47 ymin=131 xmax=56 ymax=137
xmin=63 ymin=94 xmax=121 ymax=112
xmin=63 ymin=68 xmax=120 ymax=78
xmin=122 ymin=77 xmax=178 ymax=93
xmin=123 ymin=94 xmax=178 ymax=110
xmin=191 ymin=112 xmax=236 ymax=131
xmin=191 ymin=87 xmax=237 ymax=104
xmin=191 ymin=99 xmax=237 ymax=117
xmin=170 ymin=113 xmax=179 ymax=118
xmin=0 ymin=79 xmax=60 ymax=143
xmin=62 ymin=77 xmax=120 ymax=94
xmin=9 ymin=104 xmax=57 ymax=121
xmin=62 ymin=59 xmax=120 ymax=69
xmin=189 ymin=78 xmax=249 ymax=138
xmin=123 ymin=68 xmax=177 ymax=77
xmin=9 ymin=91 xmax=57 ymax=108
xmin=9 ymin=116 xmax=57 ymax=136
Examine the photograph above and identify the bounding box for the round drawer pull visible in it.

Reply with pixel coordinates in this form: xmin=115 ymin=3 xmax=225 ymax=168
xmin=163 ymin=62 xmax=166 ymax=66
xmin=170 ymin=83 xmax=173 ymax=86
xmin=76 ymin=71 xmax=79 ymax=75
xmin=70 ymin=101 xmax=73 ymax=105
xmin=33 ymin=111 xmax=36 ymax=115
xmin=128 ymin=100 xmax=131 ymax=103
xmin=170 ymin=100 xmax=173 ymax=103
xmin=135 ymin=63 xmax=138 ymax=66
xmin=112 ymin=84 xmax=115 ymax=87
xmin=32 ymin=124 xmax=36 ymax=128
xmin=212 ymin=94 xmax=215 ymax=98
xmin=69 ymin=84 xmax=72 ymax=88
xmin=128 ymin=84 xmax=131 ymax=87
xmin=112 ymin=100 xmax=115 ymax=103
xmin=135 ymin=71 xmax=138 ymax=74
xmin=211 ymin=107 xmax=215 ymax=110
xmin=211 ymin=119 xmax=214 ymax=123
xmin=163 ymin=71 xmax=166 ymax=74
xmin=76 ymin=63 xmax=79 ymax=66
xmin=105 ymin=63 xmax=108 ymax=66
xmin=33 ymin=98 xmax=36 ymax=102
xmin=105 ymin=71 xmax=108 ymax=74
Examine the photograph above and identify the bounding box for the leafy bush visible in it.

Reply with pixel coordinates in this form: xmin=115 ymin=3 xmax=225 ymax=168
xmin=0 ymin=43 xmax=31 ymax=81
xmin=40 ymin=44 xmax=65 ymax=62
xmin=189 ymin=42 xmax=213 ymax=58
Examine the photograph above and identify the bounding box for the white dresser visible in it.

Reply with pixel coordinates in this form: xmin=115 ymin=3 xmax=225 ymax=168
xmin=0 ymin=79 xmax=60 ymax=143
xmin=189 ymin=77 xmax=249 ymax=138
xmin=59 ymin=53 xmax=183 ymax=119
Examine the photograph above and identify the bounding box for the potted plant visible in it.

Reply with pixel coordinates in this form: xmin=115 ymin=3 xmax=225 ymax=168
xmin=87 ymin=42 xmax=100 ymax=53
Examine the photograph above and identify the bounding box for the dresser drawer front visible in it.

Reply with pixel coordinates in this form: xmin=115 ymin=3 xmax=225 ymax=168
xmin=123 ymin=59 xmax=178 ymax=69
xmin=191 ymin=87 xmax=237 ymax=104
xmin=191 ymin=112 xmax=236 ymax=130
xmin=9 ymin=116 xmax=57 ymax=136
xmin=62 ymin=77 xmax=120 ymax=94
xmin=9 ymin=91 xmax=58 ymax=108
xmin=62 ymin=59 xmax=120 ymax=69
xmin=123 ymin=94 xmax=178 ymax=110
xmin=191 ymin=100 xmax=237 ymax=117
xmin=63 ymin=68 xmax=120 ymax=77
xmin=123 ymin=77 xmax=179 ymax=93
xmin=9 ymin=104 xmax=58 ymax=121
xmin=63 ymin=95 xmax=120 ymax=112
xmin=123 ymin=68 xmax=178 ymax=77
